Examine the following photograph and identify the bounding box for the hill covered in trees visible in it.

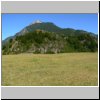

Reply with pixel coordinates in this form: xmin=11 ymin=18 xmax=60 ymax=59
xmin=2 ymin=21 xmax=98 ymax=54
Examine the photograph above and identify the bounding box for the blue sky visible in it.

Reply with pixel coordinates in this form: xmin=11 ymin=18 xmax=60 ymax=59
xmin=2 ymin=14 xmax=98 ymax=40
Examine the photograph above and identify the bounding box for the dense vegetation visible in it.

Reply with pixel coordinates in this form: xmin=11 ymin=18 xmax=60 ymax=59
xmin=2 ymin=29 xmax=98 ymax=54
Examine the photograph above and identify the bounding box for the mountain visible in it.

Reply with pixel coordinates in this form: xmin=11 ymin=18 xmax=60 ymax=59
xmin=2 ymin=36 xmax=14 ymax=46
xmin=15 ymin=22 xmax=62 ymax=36
xmin=2 ymin=21 xmax=62 ymax=44
xmin=2 ymin=20 xmax=98 ymax=54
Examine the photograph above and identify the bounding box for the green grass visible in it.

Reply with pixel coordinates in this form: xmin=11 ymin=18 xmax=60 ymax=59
xmin=2 ymin=53 xmax=98 ymax=86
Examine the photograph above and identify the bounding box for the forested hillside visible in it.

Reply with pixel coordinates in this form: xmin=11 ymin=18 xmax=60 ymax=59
xmin=2 ymin=29 xmax=98 ymax=54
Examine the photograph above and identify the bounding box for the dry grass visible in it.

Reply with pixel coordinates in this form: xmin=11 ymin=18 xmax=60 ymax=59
xmin=2 ymin=53 xmax=98 ymax=86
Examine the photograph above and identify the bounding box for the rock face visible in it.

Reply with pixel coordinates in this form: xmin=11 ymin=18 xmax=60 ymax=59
xmin=2 ymin=21 xmax=98 ymax=54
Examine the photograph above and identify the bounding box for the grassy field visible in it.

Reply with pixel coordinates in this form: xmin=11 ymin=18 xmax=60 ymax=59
xmin=2 ymin=53 xmax=98 ymax=86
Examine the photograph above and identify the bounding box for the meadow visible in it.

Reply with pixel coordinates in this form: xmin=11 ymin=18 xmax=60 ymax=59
xmin=2 ymin=53 xmax=98 ymax=86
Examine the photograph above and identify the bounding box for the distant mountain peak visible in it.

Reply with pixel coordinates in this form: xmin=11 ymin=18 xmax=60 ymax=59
xmin=33 ymin=20 xmax=42 ymax=24
xmin=2 ymin=20 xmax=98 ymax=54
